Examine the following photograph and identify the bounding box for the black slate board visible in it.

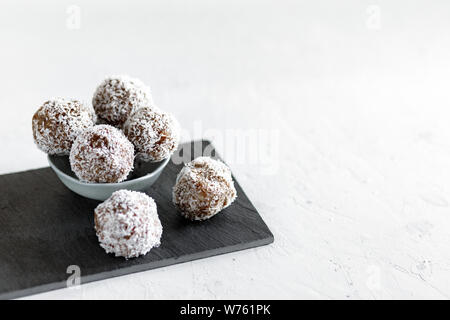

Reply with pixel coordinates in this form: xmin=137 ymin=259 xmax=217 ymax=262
xmin=0 ymin=140 xmax=273 ymax=299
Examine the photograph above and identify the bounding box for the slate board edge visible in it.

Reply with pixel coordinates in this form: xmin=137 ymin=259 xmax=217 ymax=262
xmin=2 ymin=235 xmax=273 ymax=300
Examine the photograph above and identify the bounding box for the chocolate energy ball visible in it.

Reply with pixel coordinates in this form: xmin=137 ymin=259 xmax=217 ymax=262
xmin=123 ymin=107 xmax=180 ymax=162
xmin=94 ymin=190 xmax=162 ymax=259
xmin=92 ymin=75 xmax=154 ymax=127
xmin=32 ymin=98 xmax=96 ymax=155
xmin=172 ymin=157 xmax=237 ymax=220
xmin=69 ymin=125 xmax=134 ymax=183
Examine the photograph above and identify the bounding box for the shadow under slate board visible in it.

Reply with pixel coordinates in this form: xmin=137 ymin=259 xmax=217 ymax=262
xmin=0 ymin=140 xmax=274 ymax=299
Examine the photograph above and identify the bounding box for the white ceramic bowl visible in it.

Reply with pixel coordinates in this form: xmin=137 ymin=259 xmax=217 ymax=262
xmin=48 ymin=155 xmax=170 ymax=201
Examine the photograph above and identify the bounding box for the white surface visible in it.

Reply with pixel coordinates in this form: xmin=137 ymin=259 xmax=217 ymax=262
xmin=1 ymin=0 xmax=450 ymax=299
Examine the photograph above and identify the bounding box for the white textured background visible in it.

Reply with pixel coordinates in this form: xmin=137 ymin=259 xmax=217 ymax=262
xmin=1 ymin=0 xmax=450 ymax=299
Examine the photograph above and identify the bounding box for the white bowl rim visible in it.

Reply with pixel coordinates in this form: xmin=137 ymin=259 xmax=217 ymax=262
xmin=48 ymin=155 xmax=170 ymax=187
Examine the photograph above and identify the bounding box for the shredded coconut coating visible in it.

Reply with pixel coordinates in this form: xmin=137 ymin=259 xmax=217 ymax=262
xmin=123 ymin=107 xmax=180 ymax=162
xmin=32 ymin=98 xmax=96 ymax=155
xmin=92 ymin=75 xmax=154 ymax=127
xmin=69 ymin=125 xmax=135 ymax=183
xmin=94 ymin=190 xmax=162 ymax=259
xmin=172 ymin=157 xmax=237 ymax=220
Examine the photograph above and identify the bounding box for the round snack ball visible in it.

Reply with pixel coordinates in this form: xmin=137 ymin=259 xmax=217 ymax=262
xmin=69 ymin=125 xmax=134 ymax=183
xmin=173 ymin=157 xmax=237 ymax=220
xmin=32 ymin=98 xmax=96 ymax=155
xmin=123 ymin=107 xmax=180 ymax=162
xmin=92 ymin=75 xmax=154 ymax=127
xmin=94 ymin=190 xmax=162 ymax=259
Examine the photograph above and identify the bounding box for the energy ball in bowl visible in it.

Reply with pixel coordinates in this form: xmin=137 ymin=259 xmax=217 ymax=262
xmin=173 ymin=157 xmax=237 ymax=220
xmin=69 ymin=125 xmax=134 ymax=183
xmin=94 ymin=190 xmax=162 ymax=259
xmin=123 ymin=107 xmax=180 ymax=162
xmin=92 ymin=75 xmax=154 ymax=127
xmin=32 ymin=98 xmax=96 ymax=155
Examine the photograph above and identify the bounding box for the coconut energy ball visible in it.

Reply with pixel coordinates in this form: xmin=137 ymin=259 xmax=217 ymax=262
xmin=123 ymin=107 xmax=180 ymax=162
xmin=94 ymin=190 xmax=162 ymax=259
xmin=32 ymin=98 xmax=96 ymax=155
xmin=69 ymin=125 xmax=134 ymax=183
xmin=173 ymin=157 xmax=237 ymax=220
xmin=92 ymin=75 xmax=154 ymax=127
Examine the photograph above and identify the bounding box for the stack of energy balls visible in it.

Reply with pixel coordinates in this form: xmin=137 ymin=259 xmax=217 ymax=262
xmin=32 ymin=75 xmax=237 ymax=259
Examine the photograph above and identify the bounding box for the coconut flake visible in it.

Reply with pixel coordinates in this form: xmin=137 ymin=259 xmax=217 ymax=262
xmin=32 ymin=98 xmax=96 ymax=155
xmin=172 ymin=157 xmax=237 ymax=220
xmin=94 ymin=190 xmax=162 ymax=259
xmin=69 ymin=125 xmax=134 ymax=183
xmin=123 ymin=106 xmax=180 ymax=162
xmin=92 ymin=75 xmax=154 ymax=127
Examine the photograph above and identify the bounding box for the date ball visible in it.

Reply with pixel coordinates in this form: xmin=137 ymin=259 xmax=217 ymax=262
xmin=123 ymin=107 xmax=180 ymax=162
xmin=173 ymin=157 xmax=237 ymax=220
xmin=32 ymin=98 xmax=96 ymax=155
xmin=69 ymin=125 xmax=134 ymax=183
xmin=94 ymin=190 xmax=163 ymax=259
xmin=92 ymin=75 xmax=154 ymax=127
